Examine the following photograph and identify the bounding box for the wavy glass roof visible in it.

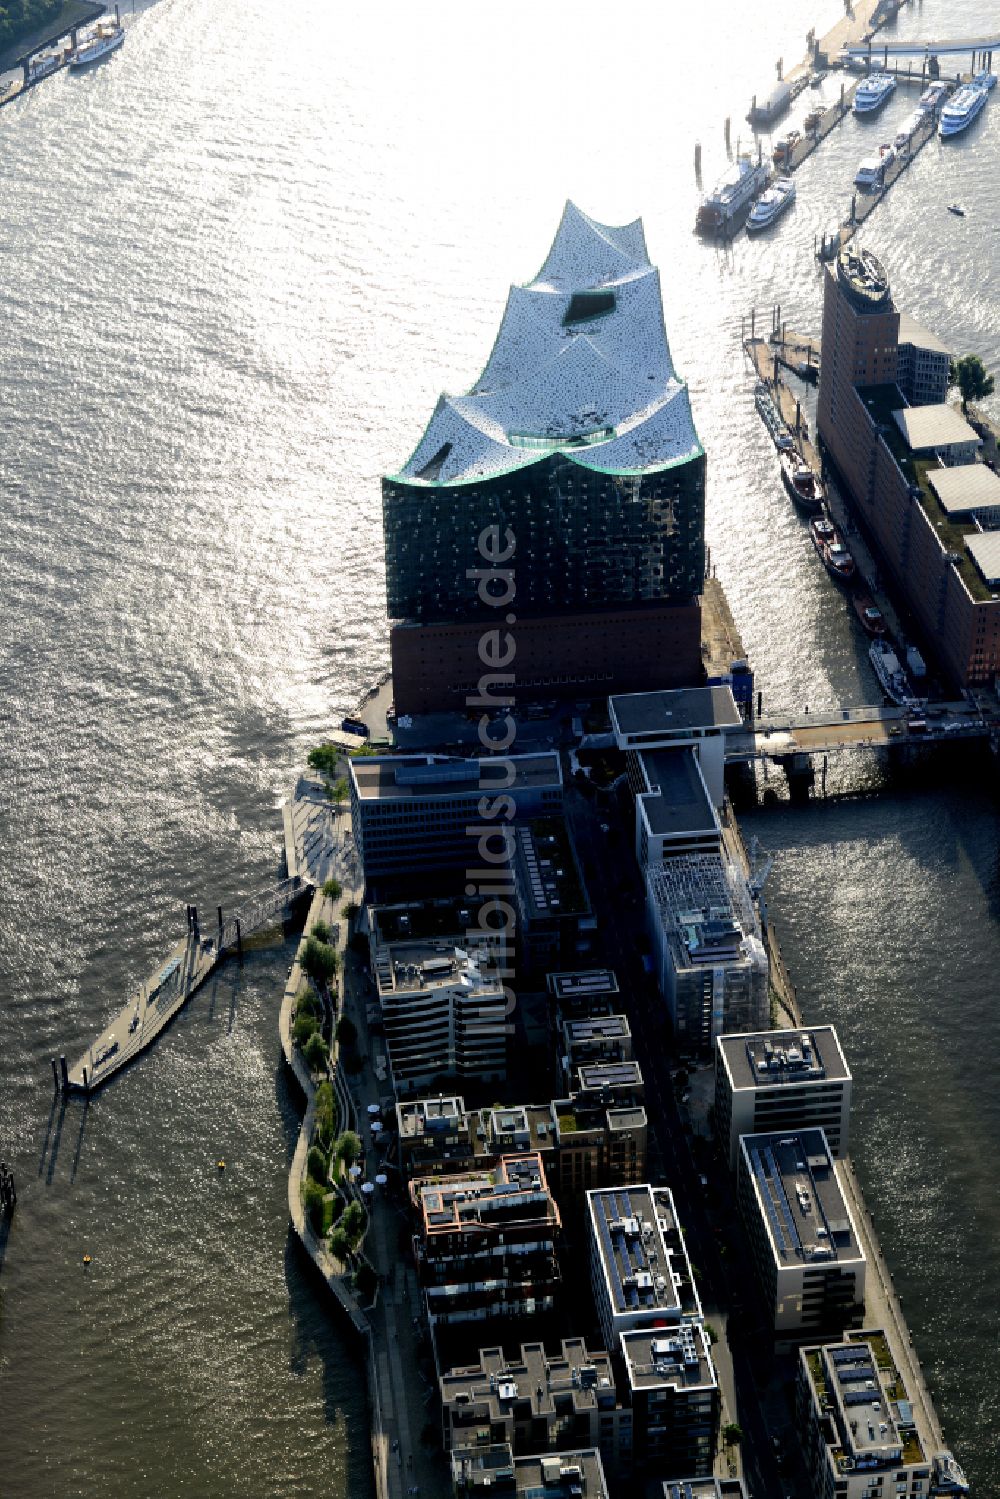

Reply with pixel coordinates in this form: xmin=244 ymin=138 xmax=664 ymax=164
xmin=394 ymin=202 xmax=702 ymax=487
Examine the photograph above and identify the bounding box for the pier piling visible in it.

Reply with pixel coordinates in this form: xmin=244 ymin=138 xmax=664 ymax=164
xmin=59 ymin=1055 xmax=68 ymax=1091
xmin=235 ymin=918 xmax=243 ymax=964
xmin=694 ymin=140 xmax=702 ymax=176
xmin=51 ymin=1056 xmax=59 ymax=1090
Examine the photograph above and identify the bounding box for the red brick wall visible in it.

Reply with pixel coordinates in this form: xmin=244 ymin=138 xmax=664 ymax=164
xmin=391 ymin=602 xmax=704 ymax=715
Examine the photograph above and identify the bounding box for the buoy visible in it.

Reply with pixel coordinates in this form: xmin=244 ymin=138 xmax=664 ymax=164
xmin=82 ymin=1254 xmax=92 ymax=1265
xmin=217 ymin=1160 xmax=226 ymax=1170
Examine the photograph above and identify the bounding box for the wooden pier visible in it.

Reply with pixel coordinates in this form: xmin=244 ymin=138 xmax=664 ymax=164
xmin=62 ymin=876 xmax=310 ymax=1094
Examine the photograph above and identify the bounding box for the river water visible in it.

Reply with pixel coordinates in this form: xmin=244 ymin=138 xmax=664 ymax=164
xmin=0 ymin=1 xmax=997 ymax=1494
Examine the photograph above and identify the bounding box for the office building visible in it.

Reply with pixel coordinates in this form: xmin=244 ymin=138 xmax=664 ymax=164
xmin=410 ymin=1155 xmax=561 ymax=1328
xmin=451 ymin=1445 xmax=611 ymax=1499
xmin=373 ymin=938 xmax=509 ymax=1096
xmin=715 ymin=1027 xmax=852 ymax=1170
xmin=511 ymin=818 xmax=596 ymax=976
xmin=350 ymin=751 xmax=562 ymax=882
xmin=737 ymin=1129 xmax=866 ymax=1337
xmin=645 ymin=855 xmax=768 ymax=1052
xmin=588 ymin=1185 xmax=719 ymax=1476
xmin=609 ymin=685 xmax=742 ymax=807
xmin=440 ymin=1339 xmax=633 ymax=1476
xmin=631 ymin=746 xmax=722 ymax=870
xmin=383 ymin=202 xmax=707 ymax=714
xmin=797 ymin=1329 xmax=970 ymax=1497
xmin=817 ymin=246 xmax=1000 ymax=687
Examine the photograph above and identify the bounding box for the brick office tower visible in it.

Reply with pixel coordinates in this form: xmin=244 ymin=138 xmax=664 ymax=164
xmin=817 ymin=246 xmax=1000 ymax=688
xmin=383 ymin=203 xmax=707 ymax=714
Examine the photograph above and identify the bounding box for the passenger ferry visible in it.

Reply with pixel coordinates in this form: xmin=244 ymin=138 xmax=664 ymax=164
xmin=853 ymin=73 xmax=896 ymax=115
xmin=893 ymin=109 xmax=924 ymax=149
xmin=696 ymin=155 xmax=769 ymax=234
xmin=747 ymin=178 xmax=796 ymax=233
xmin=973 ymin=69 xmax=997 ymax=91
xmin=938 ymin=83 xmax=989 ymax=138
xmin=70 ymin=17 xmax=125 ymax=68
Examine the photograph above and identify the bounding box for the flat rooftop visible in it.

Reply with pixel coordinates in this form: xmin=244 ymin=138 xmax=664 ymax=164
xmin=352 ymin=752 xmax=561 ymax=802
xmin=413 ymin=1154 xmax=558 ymax=1236
xmin=547 ymin=969 xmax=619 ymax=1000
xmin=588 ymin=1185 xmax=692 ymax=1322
xmin=663 ymin=1482 xmax=748 ymax=1499
xmin=663 ymin=1481 xmax=748 ymax=1498
xmin=577 ymin=1060 xmax=643 ymax=1095
xmin=622 ymin=1322 xmax=716 ymax=1394
xmin=638 ymin=746 xmax=719 ymax=837
xmin=610 ymin=686 xmax=742 ymax=741
xmin=440 ymin=1339 xmax=617 ymax=1420
xmin=720 ymin=1027 xmax=850 ymax=1092
xmin=397 ymin=1095 xmax=468 ymax=1139
xmin=803 ymin=1332 xmax=919 ymax=1470
xmin=742 ymin=1129 xmax=862 ymax=1268
xmin=966 ymin=531 xmax=1000 ymax=587
xmin=897 ymin=311 xmax=950 ymax=356
xmin=928 ymin=461 xmax=1000 ymax=517
xmin=513 ymin=818 xmax=590 ymax=920
xmin=564 ymin=1015 xmax=630 ymax=1044
xmin=513 ymin=1450 xmax=609 ymax=1497
xmin=892 ymin=403 xmax=980 ymax=453
xmin=375 ymin=941 xmax=501 ymax=999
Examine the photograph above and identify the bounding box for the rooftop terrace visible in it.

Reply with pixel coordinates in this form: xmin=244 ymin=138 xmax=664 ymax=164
xmin=720 ymin=1027 xmax=850 ymax=1091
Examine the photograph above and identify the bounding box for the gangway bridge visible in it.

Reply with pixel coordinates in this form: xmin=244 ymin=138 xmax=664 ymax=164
xmin=843 ymin=35 xmax=999 ymax=58
xmin=60 ymin=875 xmax=311 ymax=1095
xmin=726 ymin=701 xmax=998 ymax=764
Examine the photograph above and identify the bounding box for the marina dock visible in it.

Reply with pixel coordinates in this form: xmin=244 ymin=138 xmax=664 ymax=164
xmin=62 ymin=876 xmax=309 ymax=1093
xmin=818 ymin=104 xmax=941 ymax=259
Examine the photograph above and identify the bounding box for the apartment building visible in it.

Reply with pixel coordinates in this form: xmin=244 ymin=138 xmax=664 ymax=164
xmin=451 ymin=1445 xmax=611 ymax=1499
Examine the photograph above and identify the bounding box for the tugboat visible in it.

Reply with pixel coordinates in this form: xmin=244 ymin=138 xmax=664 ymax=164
xmin=780 ymin=449 xmax=825 ymax=514
xmin=852 ymin=591 xmax=887 ymax=636
xmin=810 ymin=516 xmax=857 ymax=583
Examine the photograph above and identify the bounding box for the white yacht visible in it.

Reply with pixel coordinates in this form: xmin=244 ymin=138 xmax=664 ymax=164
xmin=893 ymin=109 xmax=923 ymax=149
xmin=696 ymin=155 xmax=769 ymax=234
xmin=973 ymin=69 xmax=997 ymax=91
xmin=938 ymin=83 xmax=989 ymax=138
xmin=853 ymin=73 xmax=896 ymax=114
xmin=747 ymin=177 xmax=796 ymax=233
xmin=70 ymin=18 xmax=125 ymax=68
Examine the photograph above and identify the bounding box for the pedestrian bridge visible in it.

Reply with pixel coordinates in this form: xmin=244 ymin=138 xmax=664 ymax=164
xmin=844 ymin=35 xmax=1000 ymax=57
xmin=725 ymin=702 xmax=994 ymax=763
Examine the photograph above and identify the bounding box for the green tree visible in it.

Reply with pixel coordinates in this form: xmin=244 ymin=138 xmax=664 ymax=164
xmin=335 ymin=1014 xmax=357 ymax=1049
xmin=307 ymin=1145 xmax=329 ymax=1184
xmin=329 ymin=1225 xmax=351 ymax=1262
xmin=342 ymin=901 xmax=360 ymax=921
xmin=310 ymin=918 xmax=331 ymax=943
xmin=328 ymin=776 xmax=349 ymax=805
xmin=342 ymin=1200 xmax=367 ymax=1244
xmin=302 ymin=1178 xmax=326 ymax=1233
xmin=950 ymin=353 xmax=995 ymax=412
xmin=303 ymin=1032 xmax=330 ymax=1071
xmin=323 ymin=876 xmax=343 ymax=901
xmin=723 ymin=1423 xmax=743 ymax=1446
xmin=314 ymin=1082 xmax=336 ymax=1148
xmin=307 ymin=743 xmax=340 ymax=779
xmin=301 ymin=934 xmax=337 ymax=984
xmin=334 ymin=1129 xmax=362 ymax=1168
xmin=293 ymin=1009 xmax=318 ymax=1046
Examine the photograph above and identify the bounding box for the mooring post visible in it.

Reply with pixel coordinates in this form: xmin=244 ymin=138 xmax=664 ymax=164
xmin=217 ymin=905 xmax=223 ymax=940
xmin=796 ymin=398 xmax=802 ymax=431
xmin=59 ymin=1055 xmax=68 ymax=1091
xmin=235 ymin=918 xmax=243 ymax=964
xmin=82 ymin=1066 xmax=89 ymax=1093
xmin=750 ymin=307 xmax=756 ymax=339
xmin=694 ymin=140 xmax=701 ymax=175
xmin=51 ymin=1056 xmax=60 ymax=1090
xmin=724 ymin=115 xmax=731 ymax=149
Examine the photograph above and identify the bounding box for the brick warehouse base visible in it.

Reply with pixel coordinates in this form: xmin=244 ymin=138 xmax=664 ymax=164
xmin=390 ymin=601 xmax=703 ymax=716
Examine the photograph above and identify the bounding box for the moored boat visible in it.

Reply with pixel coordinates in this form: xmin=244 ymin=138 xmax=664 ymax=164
xmin=70 ymin=17 xmax=125 ymax=68
xmin=27 ymin=52 xmax=61 ymax=84
xmin=853 ymin=592 xmax=887 ymax=636
xmin=697 ymin=155 xmax=769 ymax=234
xmin=780 ymin=450 xmax=824 ymax=514
xmin=755 ymin=383 xmax=796 ymax=451
xmin=855 ymin=143 xmax=894 ymax=190
xmin=747 ymin=177 xmax=796 ymax=233
xmin=772 ymin=130 xmax=800 ymax=165
xmin=917 ymin=80 xmax=950 ymax=114
xmin=853 ymin=72 xmax=896 ymax=115
xmin=810 ymin=516 xmax=856 ymax=582
xmin=870 ymin=638 xmax=918 ymax=706
xmin=938 ymin=83 xmax=988 ymax=139
xmin=973 ymin=69 xmax=997 ymax=92
xmin=803 ymin=108 xmax=823 ymax=132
